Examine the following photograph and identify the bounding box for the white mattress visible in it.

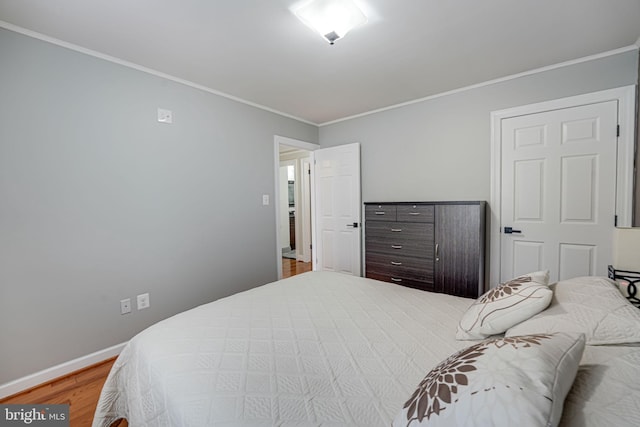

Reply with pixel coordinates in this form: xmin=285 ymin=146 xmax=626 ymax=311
xmin=93 ymin=272 xmax=640 ymax=426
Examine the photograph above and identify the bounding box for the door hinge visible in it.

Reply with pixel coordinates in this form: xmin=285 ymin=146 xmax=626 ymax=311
xmin=615 ymin=215 xmax=618 ymax=227
xmin=310 ymin=244 xmax=312 ymax=249
xmin=617 ymin=125 xmax=620 ymax=137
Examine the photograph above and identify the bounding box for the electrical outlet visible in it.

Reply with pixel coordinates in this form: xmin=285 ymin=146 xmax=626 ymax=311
xmin=120 ymin=298 xmax=131 ymax=315
xmin=137 ymin=293 xmax=150 ymax=310
xmin=262 ymin=194 xmax=269 ymax=205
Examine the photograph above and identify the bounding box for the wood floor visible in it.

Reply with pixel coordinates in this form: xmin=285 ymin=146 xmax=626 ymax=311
xmin=1 ymin=261 xmax=309 ymax=427
xmin=282 ymin=257 xmax=312 ymax=278
xmin=0 ymin=357 xmax=126 ymax=427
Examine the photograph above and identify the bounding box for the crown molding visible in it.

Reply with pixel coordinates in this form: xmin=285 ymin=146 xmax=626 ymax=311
xmin=0 ymin=21 xmax=317 ymax=126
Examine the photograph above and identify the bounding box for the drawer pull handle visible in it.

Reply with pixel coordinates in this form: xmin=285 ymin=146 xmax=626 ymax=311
xmin=409 ymin=212 xmax=421 ymax=215
xmin=391 ymin=245 xmax=403 ymax=249
xmin=375 ymin=211 xmax=386 ymax=215
xmin=391 ymin=228 xmax=402 ymax=232
xmin=391 ymin=278 xmax=403 ymax=282
xmin=391 ymin=261 xmax=403 ymax=266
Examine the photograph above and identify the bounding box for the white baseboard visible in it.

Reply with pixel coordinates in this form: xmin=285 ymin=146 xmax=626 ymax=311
xmin=0 ymin=342 xmax=127 ymax=400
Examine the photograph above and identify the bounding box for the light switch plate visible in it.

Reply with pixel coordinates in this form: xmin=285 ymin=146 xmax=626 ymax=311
xmin=120 ymin=298 xmax=131 ymax=315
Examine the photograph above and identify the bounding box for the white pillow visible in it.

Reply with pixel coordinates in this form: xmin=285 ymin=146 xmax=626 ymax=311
xmin=456 ymin=271 xmax=551 ymax=340
xmin=506 ymin=276 xmax=640 ymax=345
xmin=392 ymin=332 xmax=585 ymax=427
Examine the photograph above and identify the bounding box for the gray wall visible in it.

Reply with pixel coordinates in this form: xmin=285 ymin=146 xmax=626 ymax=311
xmin=320 ymin=50 xmax=637 ymax=291
xmin=0 ymin=28 xmax=318 ymax=384
xmin=319 ymin=50 xmax=638 ymax=205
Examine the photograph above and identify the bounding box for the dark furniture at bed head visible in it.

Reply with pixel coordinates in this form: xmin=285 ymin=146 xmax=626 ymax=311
xmin=608 ymin=265 xmax=640 ymax=308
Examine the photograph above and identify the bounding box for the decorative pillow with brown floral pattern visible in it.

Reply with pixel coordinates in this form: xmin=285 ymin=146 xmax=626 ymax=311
xmin=456 ymin=270 xmax=551 ymax=340
xmin=392 ymin=332 xmax=585 ymax=427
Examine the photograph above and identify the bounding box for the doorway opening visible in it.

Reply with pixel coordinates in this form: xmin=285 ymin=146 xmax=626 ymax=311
xmin=274 ymin=137 xmax=362 ymax=279
xmin=278 ymin=141 xmax=314 ymax=278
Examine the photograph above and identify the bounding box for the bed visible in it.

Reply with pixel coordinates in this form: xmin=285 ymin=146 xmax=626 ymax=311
xmin=92 ymin=271 xmax=640 ymax=426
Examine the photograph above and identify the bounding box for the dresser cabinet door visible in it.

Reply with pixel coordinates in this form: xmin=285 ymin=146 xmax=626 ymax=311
xmin=434 ymin=204 xmax=485 ymax=298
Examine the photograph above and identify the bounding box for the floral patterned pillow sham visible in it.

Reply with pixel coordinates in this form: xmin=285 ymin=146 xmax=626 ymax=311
xmin=456 ymin=270 xmax=551 ymax=340
xmin=392 ymin=332 xmax=585 ymax=427
xmin=506 ymin=276 xmax=640 ymax=344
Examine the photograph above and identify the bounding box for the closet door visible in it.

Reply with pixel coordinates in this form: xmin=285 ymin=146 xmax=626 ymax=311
xmin=435 ymin=203 xmax=485 ymax=298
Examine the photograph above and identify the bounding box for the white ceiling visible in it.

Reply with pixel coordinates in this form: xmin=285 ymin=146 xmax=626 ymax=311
xmin=1 ymin=0 xmax=639 ymax=125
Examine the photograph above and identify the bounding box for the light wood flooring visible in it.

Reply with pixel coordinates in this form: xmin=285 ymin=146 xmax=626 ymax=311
xmin=1 ymin=260 xmax=310 ymax=427
xmin=0 ymin=357 xmax=126 ymax=427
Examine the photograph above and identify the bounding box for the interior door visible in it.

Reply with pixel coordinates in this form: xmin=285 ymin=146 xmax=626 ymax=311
xmin=313 ymin=143 xmax=362 ymax=275
xmin=500 ymin=101 xmax=618 ymax=282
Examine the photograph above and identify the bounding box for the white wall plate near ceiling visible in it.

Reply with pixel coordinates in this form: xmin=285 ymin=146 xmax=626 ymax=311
xmin=157 ymin=108 xmax=173 ymax=124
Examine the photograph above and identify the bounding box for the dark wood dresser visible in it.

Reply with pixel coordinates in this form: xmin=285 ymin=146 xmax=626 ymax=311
xmin=364 ymin=201 xmax=486 ymax=298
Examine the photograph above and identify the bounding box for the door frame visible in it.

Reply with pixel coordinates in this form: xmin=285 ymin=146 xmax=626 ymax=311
xmin=274 ymin=135 xmax=319 ymax=279
xmin=489 ymin=85 xmax=636 ymax=287
xmin=299 ymin=157 xmax=313 ymax=263
xmin=279 ymin=159 xmax=296 ymax=254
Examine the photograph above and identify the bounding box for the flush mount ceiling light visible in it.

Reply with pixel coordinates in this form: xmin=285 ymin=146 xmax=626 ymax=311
xmin=294 ymin=0 xmax=368 ymax=45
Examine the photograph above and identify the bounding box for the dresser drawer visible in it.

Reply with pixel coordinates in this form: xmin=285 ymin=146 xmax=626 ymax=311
xmin=366 ymin=272 xmax=435 ymax=292
xmin=365 ymin=222 xmax=434 ymax=258
xmin=365 ymin=204 xmax=396 ymax=222
xmin=365 ymin=221 xmax=432 ymax=239
xmin=365 ymin=252 xmax=434 ymax=281
xmin=397 ymin=204 xmax=434 ymax=223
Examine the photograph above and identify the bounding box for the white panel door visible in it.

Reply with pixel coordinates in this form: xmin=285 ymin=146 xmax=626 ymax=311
xmin=501 ymin=101 xmax=617 ymax=282
xmin=313 ymin=143 xmax=361 ymax=275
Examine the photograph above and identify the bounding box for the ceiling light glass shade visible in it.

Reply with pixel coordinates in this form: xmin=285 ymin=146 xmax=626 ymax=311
xmin=295 ymin=0 xmax=367 ymax=44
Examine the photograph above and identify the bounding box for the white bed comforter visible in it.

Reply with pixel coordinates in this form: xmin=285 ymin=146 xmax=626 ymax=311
xmin=93 ymin=272 xmax=640 ymax=426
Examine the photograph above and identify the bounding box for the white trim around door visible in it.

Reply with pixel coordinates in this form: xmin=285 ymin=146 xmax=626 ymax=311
xmin=274 ymin=135 xmax=320 ymax=279
xmin=489 ymin=85 xmax=636 ymax=287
